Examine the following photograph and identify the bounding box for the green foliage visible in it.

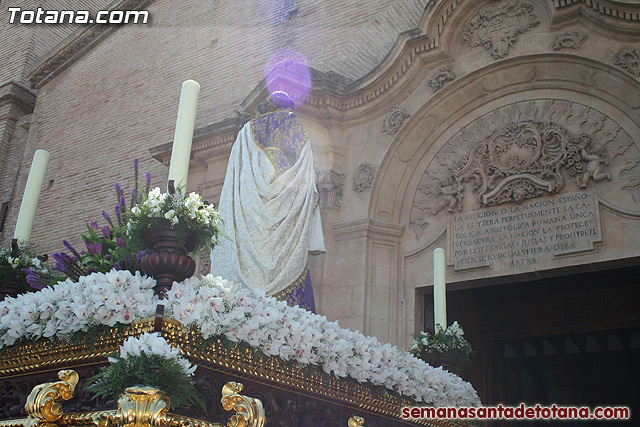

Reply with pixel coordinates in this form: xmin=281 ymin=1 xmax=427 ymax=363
xmin=410 ymin=321 xmax=474 ymax=368
xmin=125 ymin=188 xmax=221 ymax=255
xmin=87 ymin=352 xmax=204 ymax=410
xmin=0 ymin=242 xmax=58 ymax=292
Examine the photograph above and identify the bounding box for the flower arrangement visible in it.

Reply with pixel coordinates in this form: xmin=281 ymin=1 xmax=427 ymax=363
xmin=0 ymin=270 xmax=157 ymax=346
xmin=50 ymin=159 xmax=150 ymax=282
xmin=126 ymin=187 xmax=221 ymax=254
xmin=0 ymin=242 xmax=56 ymax=292
xmin=410 ymin=322 xmax=474 ymax=370
xmin=0 ymin=270 xmax=480 ymax=407
xmin=87 ymin=332 xmax=203 ymax=409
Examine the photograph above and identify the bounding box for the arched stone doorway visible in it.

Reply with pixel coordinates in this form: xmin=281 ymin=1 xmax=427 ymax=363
xmin=369 ymin=54 xmax=640 ymax=406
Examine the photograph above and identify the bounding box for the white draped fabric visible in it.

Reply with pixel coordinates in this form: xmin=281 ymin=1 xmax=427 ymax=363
xmin=210 ymin=115 xmax=324 ymax=296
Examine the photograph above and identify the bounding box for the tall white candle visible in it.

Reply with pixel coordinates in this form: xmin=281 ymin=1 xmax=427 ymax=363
xmin=433 ymin=247 xmax=447 ymax=331
xmin=167 ymin=80 xmax=200 ymax=192
xmin=13 ymin=149 xmax=50 ymax=242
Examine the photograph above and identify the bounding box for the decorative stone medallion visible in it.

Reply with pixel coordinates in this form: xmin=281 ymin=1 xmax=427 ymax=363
xmin=353 ymin=163 xmax=375 ymax=193
xmin=462 ymin=0 xmax=539 ymax=59
xmin=614 ymin=47 xmax=640 ymax=77
xmin=381 ymin=106 xmax=411 ymax=135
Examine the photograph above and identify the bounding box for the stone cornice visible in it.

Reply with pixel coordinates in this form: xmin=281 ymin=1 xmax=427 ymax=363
xmin=26 ymin=0 xmax=156 ymax=89
xmin=425 ymin=0 xmax=640 ymax=45
xmin=0 ymin=81 xmax=37 ymax=114
xmin=554 ymin=0 xmax=640 ymax=21
xmin=149 ymin=114 xmax=247 ymax=166
xmin=241 ymin=33 xmax=446 ymax=126
xmin=334 ymin=218 xmax=405 ymax=243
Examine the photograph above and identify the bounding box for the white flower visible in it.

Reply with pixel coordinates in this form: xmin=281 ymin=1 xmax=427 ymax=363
xmin=117 ymin=333 xmax=196 ymax=377
xmin=0 ymin=271 xmax=480 ymax=407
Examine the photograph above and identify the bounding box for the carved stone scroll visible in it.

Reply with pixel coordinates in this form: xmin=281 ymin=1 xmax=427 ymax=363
xmin=381 ymin=106 xmax=410 ymax=135
xmin=614 ymin=47 xmax=640 ymax=77
xmin=462 ymin=0 xmax=539 ymax=59
xmin=427 ymin=66 xmax=455 ymax=92
xmin=552 ymin=32 xmax=586 ymax=50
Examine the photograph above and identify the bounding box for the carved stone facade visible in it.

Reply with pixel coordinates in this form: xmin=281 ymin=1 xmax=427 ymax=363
xmin=462 ymin=0 xmax=539 ymax=59
xmin=2 ymin=0 xmax=640 ymax=410
xmin=353 ymin=163 xmax=375 ymax=193
xmin=316 ymin=169 xmax=346 ymax=208
xmin=552 ymin=32 xmax=587 ymax=50
xmin=426 ymin=66 xmax=455 ymax=92
xmin=381 ymin=106 xmax=410 ymax=135
xmin=614 ymin=47 xmax=640 ymax=77
xmin=410 ymin=99 xmax=639 ymax=241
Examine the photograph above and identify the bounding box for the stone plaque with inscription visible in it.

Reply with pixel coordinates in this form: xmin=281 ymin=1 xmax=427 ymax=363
xmin=450 ymin=192 xmax=601 ymax=270
xmin=408 ymin=99 xmax=640 ymax=275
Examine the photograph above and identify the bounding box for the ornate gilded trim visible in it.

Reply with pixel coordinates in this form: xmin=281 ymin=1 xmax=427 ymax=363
xmin=24 ymin=369 xmax=79 ymax=425
xmin=221 ymin=382 xmax=265 ymax=427
xmin=348 ymin=416 xmax=366 ymax=426
xmin=0 ymin=320 xmax=465 ymax=426
xmin=1 ymin=375 xmax=265 ymax=427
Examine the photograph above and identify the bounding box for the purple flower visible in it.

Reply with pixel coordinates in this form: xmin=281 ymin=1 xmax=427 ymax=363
xmin=116 ymin=237 xmax=126 ymax=247
xmin=89 ymin=220 xmax=99 ymax=230
xmin=114 ymin=182 xmax=122 ymax=197
xmin=135 ymin=250 xmax=147 ymax=264
xmin=52 ymin=252 xmax=86 ymax=281
xmin=101 ymin=226 xmax=111 ymax=237
xmin=114 ymin=262 xmax=122 ymax=271
xmin=86 ymin=242 xmax=102 ymax=255
xmin=63 ymin=240 xmax=82 ymax=259
xmin=24 ymin=269 xmax=47 ymax=290
xmin=130 ymin=188 xmax=137 ymax=209
xmin=134 ymin=158 xmax=139 ymax=168
xmin=105 ymin=254 xmax=112 ymax=261
xmin=119 ymin=195 xmax=127 ymax=213
xmin=145 ymin=172 xmax=152 ymax=187
xmin=114 ymin=204 xmax=122 ymax=225
xmin=102 ymin=210 xmax=114 ymax=227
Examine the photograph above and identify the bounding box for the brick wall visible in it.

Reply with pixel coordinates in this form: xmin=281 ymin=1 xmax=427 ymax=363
xmin=1 ymin=0 xmax=426 ymax=252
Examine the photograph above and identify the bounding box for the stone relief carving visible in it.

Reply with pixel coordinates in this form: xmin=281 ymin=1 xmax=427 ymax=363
xmin=461 ymin=0 xmax=539 ymax=59
xmin=409 ymin=100 xmax=640 ymax=240
xmin=577 ymin=143 xmax=611 ymax=188
xmin=381 ymin=106 xmax=411 ymax=135
xmin=455 ymin=121 xmax=608 ymax=206
xmin=316 ymin=169 xmax=346 ymax=208
xmin=552 ymin=32 xmax=587 ymax=50
xmin=427 ymin=66 xmax=455 ymax=92
xmin=614 ymin=47 xmax=640 ymax=77
xmin=312 ymin=70 xmax=354 ymax=87
xmin=353 ymin=162 xmax=375 ymax=193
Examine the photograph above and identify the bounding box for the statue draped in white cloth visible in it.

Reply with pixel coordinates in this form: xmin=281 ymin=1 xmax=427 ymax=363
xmin=210 ymin=92 xmax=325 ymax=311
